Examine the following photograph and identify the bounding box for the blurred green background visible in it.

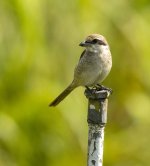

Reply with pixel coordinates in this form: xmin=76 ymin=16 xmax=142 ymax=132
xmin=0 ymin=0 xmax=150 ymax=165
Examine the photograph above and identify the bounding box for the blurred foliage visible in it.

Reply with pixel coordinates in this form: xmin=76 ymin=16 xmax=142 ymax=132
xmin=0 ymin=0 xmax=150 ymax=165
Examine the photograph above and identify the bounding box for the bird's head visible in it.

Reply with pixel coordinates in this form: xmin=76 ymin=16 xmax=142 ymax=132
xmin=79 ymin=34 xmax=108 ymax=53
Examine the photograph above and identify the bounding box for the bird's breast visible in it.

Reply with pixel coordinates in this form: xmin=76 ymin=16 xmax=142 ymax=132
xmin=74 ymin=52 xmax=104 ymax=86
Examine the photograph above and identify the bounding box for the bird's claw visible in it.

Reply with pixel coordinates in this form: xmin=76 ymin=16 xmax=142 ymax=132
xmin=96 ymin=84 xmax=113 ymax=94
xmin=85 ymin=85 xmax=113 ymax=94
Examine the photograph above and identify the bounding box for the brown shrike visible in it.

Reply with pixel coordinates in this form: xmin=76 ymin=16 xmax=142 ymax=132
xmin=49 ymin=34 xmax=112 ymax=107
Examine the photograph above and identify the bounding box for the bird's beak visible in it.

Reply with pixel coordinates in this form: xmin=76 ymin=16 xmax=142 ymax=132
xmin=79 ymin=41 xmax=90 ymax=47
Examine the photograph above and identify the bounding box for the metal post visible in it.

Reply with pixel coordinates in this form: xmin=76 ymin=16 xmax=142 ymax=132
xmin=84 ymin=88 xmax=111 ymax=166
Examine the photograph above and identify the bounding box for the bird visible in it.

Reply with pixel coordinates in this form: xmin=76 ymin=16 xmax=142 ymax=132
xmin=49 ymin=34 xmax=112 ymax=107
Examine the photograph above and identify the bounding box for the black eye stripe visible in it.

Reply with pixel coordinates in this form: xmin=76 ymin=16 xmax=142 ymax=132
xmin=96 ymin=40 xmax=106 ymax=45
xmin=85 ymin=39 xmax=107 ymax=45
xmin=92 ymin=39 xmax=98 ymax=43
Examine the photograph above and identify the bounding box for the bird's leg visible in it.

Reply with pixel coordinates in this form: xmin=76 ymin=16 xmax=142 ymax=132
xmin=85 ymin=86 xmax=91 ymax=91
xmin=96 ymin=84 xmax=113 ymax=94
xmin=85 ymin=86 xmax=96 ymax=94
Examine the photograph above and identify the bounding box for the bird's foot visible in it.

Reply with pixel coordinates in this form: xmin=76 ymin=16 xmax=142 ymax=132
xmin=85 ymin=86 xmax=97 ymax=94
xmin=85 ymin=85 xmax=113 ymax=95
xmin=85 ymin=86 xmax=92 ymax=92
xmin=96 ymin=84 xmax=113 ymax=94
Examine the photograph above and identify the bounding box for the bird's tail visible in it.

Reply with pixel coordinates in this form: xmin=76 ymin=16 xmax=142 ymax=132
xmin=49 ymin=83 xmax=76 ymax=107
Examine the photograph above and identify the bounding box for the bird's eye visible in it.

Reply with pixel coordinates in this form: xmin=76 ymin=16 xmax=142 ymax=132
xmin=92 ymin=39 xmax=98 ymax=44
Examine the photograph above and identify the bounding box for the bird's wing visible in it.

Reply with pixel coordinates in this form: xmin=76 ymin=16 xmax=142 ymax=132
xmin=79 ymin=50 xmax=86 ymax=60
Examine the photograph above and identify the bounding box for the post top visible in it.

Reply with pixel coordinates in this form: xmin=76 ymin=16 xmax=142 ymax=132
xmin=84 ymin=88 xmax=112 ymax=100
